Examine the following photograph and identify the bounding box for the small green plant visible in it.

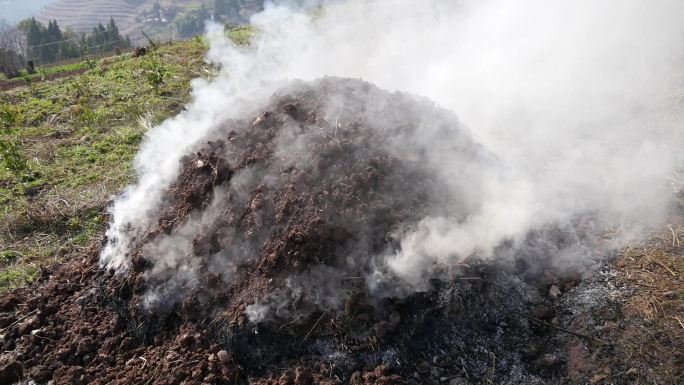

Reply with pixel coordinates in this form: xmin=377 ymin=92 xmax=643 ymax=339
xmin=81 ymin=38 xmax=97 ymax=71
xmin=0 ymin=251 xmax=20 ymax=265
xmin=70 ymin=79 xmax=97 ymax=125
xmin=140 ymin=32 xmax=167 ymax=91
xmin=19 ymin=70 xmax=39 ymax=94
xmin=193 ymin=35 xmax=205 ymax=46
xmin=0 ymin=104 xmax=34 ymax=182
xmin=142 ymin=53 xmax=167 ymax=90
xmin=225 ymin=24 xmax=256 ymax=46
xmin=19 ymin=70 xmax=32 ymax=85
xmin=0 ymin=263 xmax=38 ymax=292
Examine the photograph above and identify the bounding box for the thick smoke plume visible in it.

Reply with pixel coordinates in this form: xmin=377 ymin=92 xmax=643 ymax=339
xmin=101 ymin=0 xmax=684 ymax=313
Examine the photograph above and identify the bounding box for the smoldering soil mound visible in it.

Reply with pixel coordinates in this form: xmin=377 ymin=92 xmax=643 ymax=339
xmin=1 ymin=78 xmax=602 ymax=385
xmin=126 ymin=76 xmax=490 ymax=323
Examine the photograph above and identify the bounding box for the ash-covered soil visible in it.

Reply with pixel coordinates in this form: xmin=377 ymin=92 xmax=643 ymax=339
xmin=1 ymin=77 xmax=674 ymax=385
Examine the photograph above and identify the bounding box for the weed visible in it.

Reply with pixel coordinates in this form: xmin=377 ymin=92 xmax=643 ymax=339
xmin=0 ymin=250 xmax=20 ymax=265
xmin=225 ymin=24 xmax=256 ymax=46
xmin=0 ymin=264 xmax=38 ymax=292
xmin=0 ymin=104 xmax=34 ymax=182
xmin=143 ymin=53 xmax=167 ymax=90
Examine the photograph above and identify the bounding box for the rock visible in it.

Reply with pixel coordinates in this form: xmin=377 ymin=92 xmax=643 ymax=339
xmin=30 ymin=364 xmax=53 ymax=382
xmin=178 ymin=333 xmax=195 ymax=347
xmin=549 ymin=284 xmax=562 ymax=299
xmin=217 ymin=350 xmax=230 ymax=364
xmin=192 ymin=369 xmax=203 ymax=380
xmin=0 ymin=360 xmax=23 ymax=384
xmin=165 ymin=351 xmax=180 ymax=361
xmin=76 ymin=337 xmax=98 ymax=356
xmin=17 ymin=316 xmax=37 ymax=335
xmin=206 ymin=273 xmax=219 ymax=288
xmin=563 ymin=279 xmax=577 ymax=292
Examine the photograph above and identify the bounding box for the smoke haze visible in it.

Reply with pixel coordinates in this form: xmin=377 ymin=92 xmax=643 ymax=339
xmin=101 ymin=0 xmax=684 ymax=309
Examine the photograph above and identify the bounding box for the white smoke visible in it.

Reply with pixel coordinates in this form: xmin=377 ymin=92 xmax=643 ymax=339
xmin=102 ymin=0 xmax=684 ymax=298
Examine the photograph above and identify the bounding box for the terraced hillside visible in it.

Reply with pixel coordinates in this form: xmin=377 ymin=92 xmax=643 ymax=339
xmin=36 ymin=0 xmax=202 ymax=43
xmin=37 ymin=0 xmax=139 ymax=38
xmin=35 ymin=0 xmax=267 ymax=44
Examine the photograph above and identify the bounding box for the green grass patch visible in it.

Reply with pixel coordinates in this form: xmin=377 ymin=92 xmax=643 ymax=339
xmin=0 ymin=38 xmax=210 ymax=291
xmin=0 ymin=264 xmax=39 ymax=292
xmin=226 ymin=24 xmax=257 ymax=46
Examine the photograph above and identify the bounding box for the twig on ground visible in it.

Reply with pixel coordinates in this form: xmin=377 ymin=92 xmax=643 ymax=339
xmin=300 ymin=311 xmax=327 ymax=346
xmin=0 ymin=309 xmax=37 ymax=334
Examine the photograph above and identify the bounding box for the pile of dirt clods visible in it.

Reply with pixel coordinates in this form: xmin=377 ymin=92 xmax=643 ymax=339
xmin=1 ymin=78 xmax=601 ymax=384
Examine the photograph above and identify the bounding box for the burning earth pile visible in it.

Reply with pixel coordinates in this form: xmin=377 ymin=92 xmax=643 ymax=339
xmin=3 ymin=0 xmax=684 ymax=383
xmin=0 ymin=77 xmax=602 ymax=385
xmin=120 ymin=76 xmax=493 ymax=319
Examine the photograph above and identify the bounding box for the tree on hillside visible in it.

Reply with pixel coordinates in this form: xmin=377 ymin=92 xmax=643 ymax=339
xmin=59 ymin=27 xmax=80 ymax=59
xmin=174 ymin=5 xmax=210 ymax=38
xmin=86 ymin=20 xmax=130 ymax=54
xmin=0 ymin=20 xmax=27 ymax=77
xmin=13 ymin=17 xmax=131 ymax=66
xmin=108 ymin=18 xmax=120 ymax=41
xmin=46 ymin=20 xmax=65 ymax=61
xmin=23 ymin=18 xmax=44 ymax=60
xmin=0 ymin=20 xmax=27 ymax=58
